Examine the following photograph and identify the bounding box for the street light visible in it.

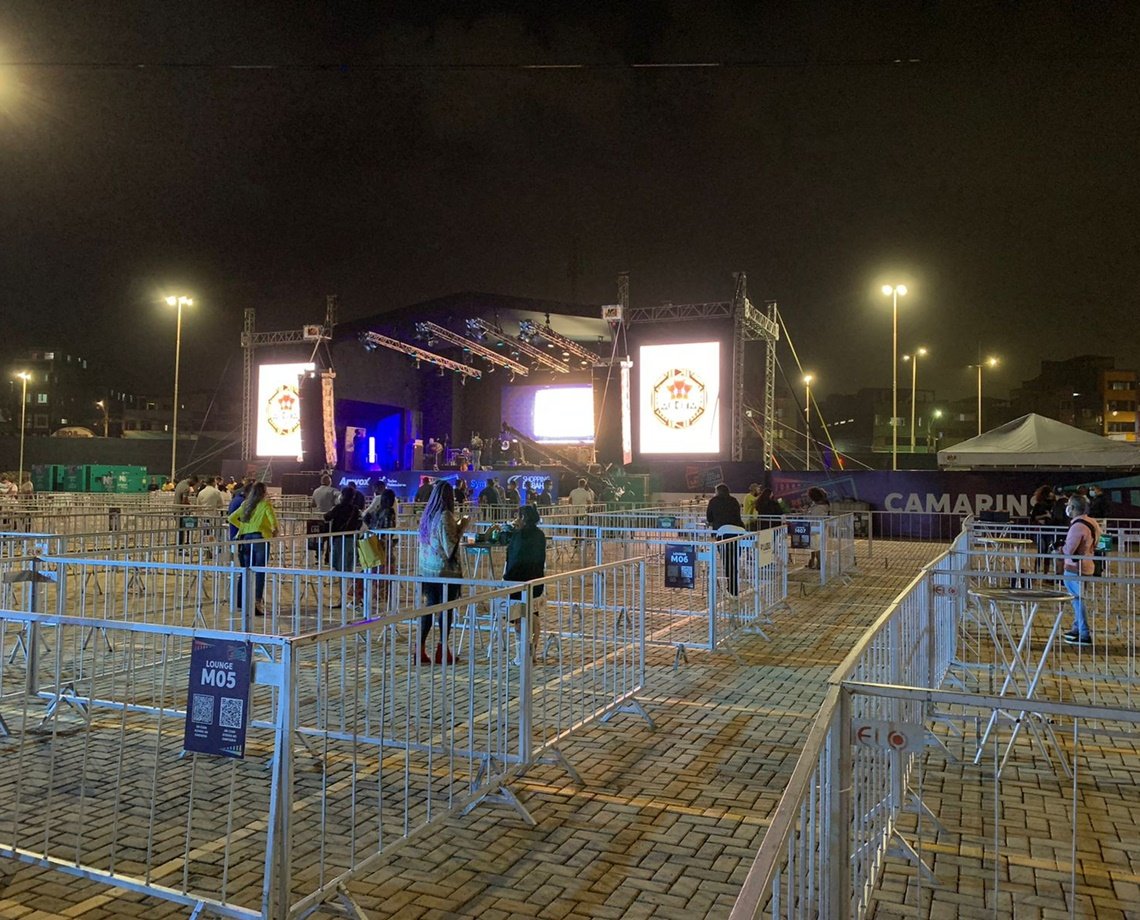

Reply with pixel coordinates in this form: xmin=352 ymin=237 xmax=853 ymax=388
xmin=803 ymin=374 xmax=813 ymax=470
xmin=882 ymin=284 xmax=908 ymax=470
xmin=95 ymin=400 xmax=109 ymax=438
xmin=902 ymin=346 xmax=927 ymax=453
xmin=164 ymin=295 xmax=193 ymax=484
xmin=14 ymin=371 xmax=30 ymax=495
xmin=970 ymin=357 xmax=999 ymax=435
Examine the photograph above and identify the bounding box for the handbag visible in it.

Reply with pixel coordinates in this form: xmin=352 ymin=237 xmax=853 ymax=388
xmin=357 ymin=532 xmax=387 ymax=569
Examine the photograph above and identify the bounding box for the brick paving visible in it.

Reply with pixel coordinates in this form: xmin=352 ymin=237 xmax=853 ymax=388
xmin=5 ymin=539 xmax=1134 ymax=919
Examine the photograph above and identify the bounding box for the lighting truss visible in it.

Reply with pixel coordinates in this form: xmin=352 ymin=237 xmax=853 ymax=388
xmin=417 ymin=321 xmax=529 ymax=376
xmin=519 ymin=319 xmax=604 ymax=367
xmin=359 ymin=332 xmax=482 ymax=379
xmin=467 ymin=317 xmax=570 ymax=373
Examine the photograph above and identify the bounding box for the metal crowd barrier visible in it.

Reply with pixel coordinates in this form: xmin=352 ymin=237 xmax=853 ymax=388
xmin=0 ymin=554 xmax=650 ymax=919
xmin=731 ymin=520 xmax=1140 ymax=918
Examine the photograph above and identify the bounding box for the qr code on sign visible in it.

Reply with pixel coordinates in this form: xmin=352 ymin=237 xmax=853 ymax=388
xmin=191 ymin=694 xmax=214 ymax=725
xmin=219 ymin=697 xmax=244 ymax=730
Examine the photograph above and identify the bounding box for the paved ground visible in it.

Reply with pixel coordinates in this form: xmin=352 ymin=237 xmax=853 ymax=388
xmin=3 ymin=539 xmax=1134 ymax=919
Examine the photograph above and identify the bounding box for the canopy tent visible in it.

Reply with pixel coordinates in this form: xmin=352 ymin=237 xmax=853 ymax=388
xmin=938 ymin=413 xmax=1140 ymax=470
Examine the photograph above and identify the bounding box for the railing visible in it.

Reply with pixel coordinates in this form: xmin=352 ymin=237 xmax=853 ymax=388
xmin=0 ymin=555 xmax=650 ymax=919
xmin=731 ymin=521 xmax=1140 ymax=918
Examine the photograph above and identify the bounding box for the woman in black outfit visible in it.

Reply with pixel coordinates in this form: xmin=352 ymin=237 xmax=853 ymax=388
xmin=503 ymin=504 xmax=546 ymax=660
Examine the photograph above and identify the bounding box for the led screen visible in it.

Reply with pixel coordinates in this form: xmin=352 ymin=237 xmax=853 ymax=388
xmin=256 ymin=362 xmax=313 ymax=457
xmin=502 ymin=384 xmax=594 ymax=444
xmin=637 ymin=342 xmax=720 ymax=455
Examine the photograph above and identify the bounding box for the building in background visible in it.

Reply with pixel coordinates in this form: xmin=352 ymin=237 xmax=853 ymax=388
xmin=1012 ymin=355 xmax=1137 ymax=442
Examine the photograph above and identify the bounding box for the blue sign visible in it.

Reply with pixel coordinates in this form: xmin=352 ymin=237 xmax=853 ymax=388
xmin=183 ymin=637 xmax=253 ymax=759
xmin=788 ymin=521 xmax=812 ymax=549
xmin=665 ymin=543 xmax=697 ymax=589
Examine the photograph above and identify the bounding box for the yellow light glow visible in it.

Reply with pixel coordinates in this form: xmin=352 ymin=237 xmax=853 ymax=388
xmin=897 ymin=284 xmax=908 ymax=296
xmin=803 ymin=374 xmax=814 ymax=385
xmin=917 ymin=346 xmax=928 ymax=356
xmin=987 ymin=357 xmax=999 ymax=367
xmin=881 ymin=285 xmax=893 ymax=295
xmin=15 ymin=371 xmax=30 ymax=381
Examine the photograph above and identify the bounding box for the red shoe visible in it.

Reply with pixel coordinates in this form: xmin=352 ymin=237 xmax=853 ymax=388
xmin=418 ymin=647 xmax=433 ymax=665
xmin=434 ymin=644 xmax=458 ymax=666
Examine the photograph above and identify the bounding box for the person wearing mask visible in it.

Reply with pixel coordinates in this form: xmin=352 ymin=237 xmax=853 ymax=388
xmin=227 ymin=481 xmax=278 ymax=617
xmin=502 ymin=504 xmax=546 ymax=661
xmin=1088 ymin=485 xmax=1109 ymax=520
xmin=417 ymin=481 xmax=469 ymax=665
xmin=325 ymin=484 xmax=364 ymax=602
xmin=1062 ymin=493 xmax=1101 ymax=647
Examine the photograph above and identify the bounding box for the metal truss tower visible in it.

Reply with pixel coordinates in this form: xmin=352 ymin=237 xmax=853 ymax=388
xmin=623 ymin=274 xmax=778 ymax=465
xmin=240 ymin=295 xmax=337 ymax=461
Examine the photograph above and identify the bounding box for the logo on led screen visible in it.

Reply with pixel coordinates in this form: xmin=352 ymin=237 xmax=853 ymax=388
xmin=651 ymin=368 xmax=707 ymax=430
xmin=265 ymin=385 xmax=301 ymax=437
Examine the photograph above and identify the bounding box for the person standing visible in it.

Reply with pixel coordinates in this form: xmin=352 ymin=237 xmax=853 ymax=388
xmin=228 ymin=482 xmax=278 ymax=617
xmin=505 ymin=481 xmax=521 ymax=509
xmin=17 ymin=474 xmax=33 ymax=499
xmin=742 ymin=483 xmax=761 ymax=531
xmin=706 ymin=484 xmax=745 ymax=595
xmin=417 ymin=481 xmax=469 ymax=665
xmin=174 ymin=474 xmax=199 ymax=507
xmin=454 ymin=478 xmax=468 ymax=508
xmin=414 ymin=476 xmax=434 ymax=503
xmin=311 ymin=474 xmax=338 ymax=514
xmin=1088 ymin=485 xmax=1109 ymax=520
xmin=325 ymin=484 xmax=364 ymax=606
xmin=756 ymin=488 xmax=782 ymax=526
xmin=532 ymin=479 xmax=553 ymax=508
xmin=568 ymin=478 xmax=595 ymax=525
xmin=1062 ymin=493 xmax=1101 ymax=647
xmin=503 ymin=504 xmax=547 ymax=661
xmin=470 ymin=432 xmax=483 ymax=470
xmin=804 ymin=486 xmax=831 ymax=570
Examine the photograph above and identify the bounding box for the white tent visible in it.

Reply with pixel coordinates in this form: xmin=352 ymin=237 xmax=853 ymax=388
xmin=938 ymin=413 xmax=1140 ymax=470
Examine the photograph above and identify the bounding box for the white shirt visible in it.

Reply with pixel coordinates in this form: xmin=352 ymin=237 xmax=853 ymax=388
xmin=196 ymin=484 xmax=226 ymax=513
xmin=569 ymin=486 xmax=595 ymax=507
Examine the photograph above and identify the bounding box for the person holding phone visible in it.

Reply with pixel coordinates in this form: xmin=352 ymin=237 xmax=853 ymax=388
xmin=417 ymin=480 xmax=469 ymax=665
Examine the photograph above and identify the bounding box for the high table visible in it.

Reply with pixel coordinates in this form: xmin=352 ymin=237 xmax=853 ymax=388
xmin=969 ymin=585 xmax=1074 ymax=778
xmin=973 ymin=536 xmax=1038 ymax=586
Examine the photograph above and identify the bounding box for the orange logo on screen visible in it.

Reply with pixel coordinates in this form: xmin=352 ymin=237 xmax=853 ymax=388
xmin=651 ymin=368 xmax=707 ymax=429
xmin=266 ymin=385 xmax=301 ymax=436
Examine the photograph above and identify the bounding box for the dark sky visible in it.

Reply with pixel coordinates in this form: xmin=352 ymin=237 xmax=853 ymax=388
xmin=2 ymin=1 xmax=1138 ymax=403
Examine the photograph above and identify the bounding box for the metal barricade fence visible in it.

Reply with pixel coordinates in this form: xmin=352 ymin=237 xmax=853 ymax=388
xmin=821 ymin=512 xmax=857 ymax=585
xmin=0 ymin=556 xmax=650 ymax=919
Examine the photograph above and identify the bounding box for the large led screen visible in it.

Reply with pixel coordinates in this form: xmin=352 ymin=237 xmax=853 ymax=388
xmin=637 ymin=342 xmax=720 ymax=455
xmin=256 ymin=362 xmax=313 ymax=457
xmin=501 ymin=384 xmax=594 ymax=444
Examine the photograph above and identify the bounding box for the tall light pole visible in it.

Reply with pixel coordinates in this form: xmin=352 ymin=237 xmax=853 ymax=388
xmin=803 ymin=374 xmax=813 ymax=470
xmin=15 ymin=371 xmax=30 ymax=494
xmin=95 ymin=400 xmax=109 ymax=438
xmin=902 ymin=346 xmax=927 ymax=453
xmin=970 ymin=357 xmax=999 ymax=435
xmin=882 ymin=284 xmax=908 ymax=470
xmin=165 ymin=295 xmax=193 ymax=484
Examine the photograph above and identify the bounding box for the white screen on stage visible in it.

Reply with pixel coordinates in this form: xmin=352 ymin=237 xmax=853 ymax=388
xmin=637 ymin=342 xmax=720 ymax=455
xmin=256 ymin=362 xmax=313 ymax=457
xmin=533 ymin=386 xmax=594 ymax=442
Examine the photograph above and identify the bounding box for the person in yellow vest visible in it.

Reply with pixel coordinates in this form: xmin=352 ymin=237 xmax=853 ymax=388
xmin=228 ymin=481 xmax=278 ymax=617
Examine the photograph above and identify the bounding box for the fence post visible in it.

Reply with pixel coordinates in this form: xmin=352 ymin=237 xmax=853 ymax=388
xmin=519 ymin=595 xmax=534 ymax=767
xmin=263 ymin=640 xmax=296 ymax=920
xmin=24 ymin=558 xmax=41 ymax=698
xmin=707 ymin=537 xmax=718 ymax=651
xmin=828 ymin=686 xmax=853 ymax=917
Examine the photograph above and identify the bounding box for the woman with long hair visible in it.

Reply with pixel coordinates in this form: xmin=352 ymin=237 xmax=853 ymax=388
xmin=503 ymin=504 xmax=546 ymax=661
xmin=365 ymin=488 xmax=399 ymax=610
xmin=227 ymin=481 xmax=278 ymax=616
xmin=417 ymin=480 xmax=469 ymax=664
xmin=324 ymin=484 xmax=364 ymax=607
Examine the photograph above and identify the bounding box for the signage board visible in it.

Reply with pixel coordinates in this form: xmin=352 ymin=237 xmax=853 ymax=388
xmin=788 ymin=520 xmax=812 ymax=549
xmin=852 ymin=719 xmax=924 ymax=754
xmin=756 ymin=527 xmax=775 ymax=566
xmin=183 ymin=637 xmax=253 ymax=759
xmin=637 ymin=341 xmax=721 ymax=455
xmin=665 ymin=543 xmax=697 ymax=589
xmin=256 ymin=362 xmax=314 ymax=457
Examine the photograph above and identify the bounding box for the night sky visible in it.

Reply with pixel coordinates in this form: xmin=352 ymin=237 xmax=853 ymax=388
xmin=2 ymin=2 xmax=1137 ymax=403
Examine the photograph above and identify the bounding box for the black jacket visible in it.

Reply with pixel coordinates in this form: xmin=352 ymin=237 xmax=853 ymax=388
xmin=706 ymin=493 xmax=744 ymax=529
xmin=503 ymin=526 xmax=546 ymax=598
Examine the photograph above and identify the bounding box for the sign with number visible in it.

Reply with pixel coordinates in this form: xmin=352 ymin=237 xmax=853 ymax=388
xmin=664 ymin=543 xmax=697 ymax=589
xmin=657 ymin=515 xmax=678 ymax=529
xmin=788 ymin=521 xmax=812 ymax=549
xmin=183 ymin=637 xmax=253 ymax=758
